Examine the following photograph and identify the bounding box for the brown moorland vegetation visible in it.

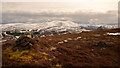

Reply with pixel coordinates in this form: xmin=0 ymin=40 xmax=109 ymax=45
xmin=2 ymin=28 xmax=120 ymax=68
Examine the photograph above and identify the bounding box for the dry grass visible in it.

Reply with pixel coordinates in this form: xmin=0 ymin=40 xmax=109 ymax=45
xmin=2 ymin=28 xmax=120 ymax=67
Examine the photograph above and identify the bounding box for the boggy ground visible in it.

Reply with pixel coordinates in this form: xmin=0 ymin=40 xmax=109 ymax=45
xmin=2 ymin=28 xmax=120 ymax=68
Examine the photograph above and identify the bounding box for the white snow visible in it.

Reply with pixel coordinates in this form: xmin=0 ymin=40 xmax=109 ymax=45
xmin=1 ymin=21 xmax=118 ymax=36
xmin=20 ymin=30 xmax=27 ymax=33
xmin=0 ymin=40 xmax=7 ymax=42
xmin=15 ymin=36 xmax=20 ymax=39
xmin=1 ymin=21 xmax=84 ymax=32
xmin=107 ymin=33 xmax=120 ymax=36
xmin=0 ymin=33 xmax=3 ymax=39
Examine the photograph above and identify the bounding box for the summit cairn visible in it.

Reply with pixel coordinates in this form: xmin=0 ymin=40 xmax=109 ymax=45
xmin=13 ymin=33 xmax=40 ymax=51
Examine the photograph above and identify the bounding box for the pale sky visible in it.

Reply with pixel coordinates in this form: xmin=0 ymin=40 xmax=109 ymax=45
xmin=2 ymin=0 xmax=119 ymax=2
xmin=2 ymin=1 xmax=119 ymax=13
xmin=2 ymin=0 xmax=119 ymax=24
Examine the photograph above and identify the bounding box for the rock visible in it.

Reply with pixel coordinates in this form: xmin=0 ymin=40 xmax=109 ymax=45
xmin=64 ymin=40 xmax=68 ymax=43
xmin=97 ymin=26 xmax=106 ymax=30
xmin=12 ymin=34 xmax=40 ymax=51
xmin=57 ymin=41 xmax=64 ymax=44
xmin=94 ymin=34 xmax=101 ymax=37
xmin=50 ymin=47 xmax=57 ymax=51
xmin=94 ymin=42 xmax=110 ymax=48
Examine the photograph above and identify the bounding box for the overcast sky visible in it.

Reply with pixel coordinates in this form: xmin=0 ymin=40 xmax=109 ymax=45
xmin=2 ymin=0 xmax=119 ymax=13
xmin=1 ymin=0 xmax=119 ymax=24
xmin=2 ymin=0 xmax=119 ymax=2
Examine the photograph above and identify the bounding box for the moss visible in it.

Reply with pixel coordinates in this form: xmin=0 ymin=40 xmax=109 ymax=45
xmin=4 ymin=48 xmax=61 ymax=67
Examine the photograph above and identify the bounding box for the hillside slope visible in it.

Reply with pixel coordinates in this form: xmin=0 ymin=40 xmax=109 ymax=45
xmin=2 ymin=28 xmax=120 ymax=67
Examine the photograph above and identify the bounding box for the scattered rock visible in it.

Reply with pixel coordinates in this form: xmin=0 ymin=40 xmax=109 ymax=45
xmin=50 ymin=47 xmax=57 ymax=51
xmin=94 ymin=34 xmax=101 ymax=37
xmin=64 ymin=40 xmax=68 ymax=43
xmin=57 ymin=41 xmax=64 ymax=44
xmin=97 ymin=26 xmax=106 ymax=30
xmin=76 ymin=37 xmax=81 ymax=39
xmin=67 ymin=38 xmax=72 ymax=40
xmin=94 ymin=42 xmax=111 ymax=48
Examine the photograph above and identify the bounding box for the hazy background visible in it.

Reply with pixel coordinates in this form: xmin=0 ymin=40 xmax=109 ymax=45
xmin=1 ymin=0 xmax=119 ymax=25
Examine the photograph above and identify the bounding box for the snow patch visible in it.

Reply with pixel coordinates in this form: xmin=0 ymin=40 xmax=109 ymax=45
xmin=107 ymin=33 xmax=120 ymax=36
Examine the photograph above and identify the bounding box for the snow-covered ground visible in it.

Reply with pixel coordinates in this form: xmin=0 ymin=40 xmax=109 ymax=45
xmin=1 ymin=21 xmax=118 ymax=35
